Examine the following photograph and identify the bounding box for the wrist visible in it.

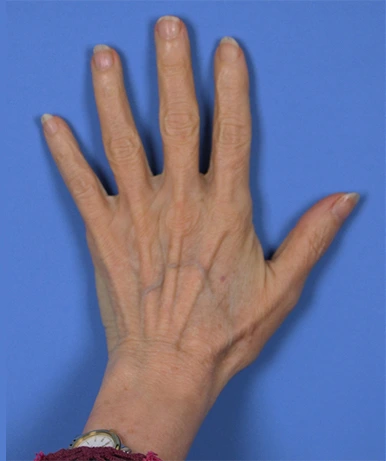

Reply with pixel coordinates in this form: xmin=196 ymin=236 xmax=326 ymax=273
xmin=83 ymin=348 xmax=221 ymax=461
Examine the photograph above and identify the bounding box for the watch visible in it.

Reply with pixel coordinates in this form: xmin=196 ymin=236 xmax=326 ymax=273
xmin=69 ymin=429 xmax=132 ymax=453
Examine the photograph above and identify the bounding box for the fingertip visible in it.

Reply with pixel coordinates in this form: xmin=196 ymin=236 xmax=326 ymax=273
xmin=220 ymin=36 xmax=239 ymax=47
xmin=41 ymin=113 xmax=53 ymax=124
xmin=93 ymin=44 xmax=111 ymax=54
xmin=217 ymin=36 xmax=243 ymax=62
xmin=41 ymin=113 xmax=58 ymax=135
xmin=93 ymin=44 xmax=114 ymax=71
xmin=331 ymin=193 xmax=361 ymax=221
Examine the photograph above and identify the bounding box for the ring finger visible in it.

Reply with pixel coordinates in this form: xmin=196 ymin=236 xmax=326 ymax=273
xmin=91 ymin=45 xmax=154 ymax=207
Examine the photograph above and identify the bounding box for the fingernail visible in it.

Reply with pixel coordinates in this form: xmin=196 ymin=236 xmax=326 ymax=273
xmin=156 ymin=15 xmax=181 ymax=40
xmin=219 ymin=36 xmax=240 ymax=62
xmin=332 ymin=193 xmax=360 ymax=220
xmin=93 ymin=44 xmax=113 ymax=70
xmin=41 ymin=113 xmax=58 ymax=135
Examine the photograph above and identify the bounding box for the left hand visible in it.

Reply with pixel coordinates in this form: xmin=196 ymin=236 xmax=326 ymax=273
xmin=41 ymin=15 xmax=359 ymax=400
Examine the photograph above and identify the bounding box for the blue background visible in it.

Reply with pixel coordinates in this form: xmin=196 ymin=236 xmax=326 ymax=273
xmin=6 ymin=1 xmax=385 ymax=460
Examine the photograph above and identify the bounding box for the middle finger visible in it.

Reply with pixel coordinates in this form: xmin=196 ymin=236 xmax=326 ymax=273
xmin=155 ymin=16 xmax=200 ymax=192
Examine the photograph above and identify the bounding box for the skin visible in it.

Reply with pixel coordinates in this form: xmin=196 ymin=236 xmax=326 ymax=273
xmin=41 ymin=16 xmax=359 ymax=461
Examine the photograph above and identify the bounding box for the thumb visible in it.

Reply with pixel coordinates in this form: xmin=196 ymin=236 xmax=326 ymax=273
xmin=267 ymin=192 xmax=360 ymax=305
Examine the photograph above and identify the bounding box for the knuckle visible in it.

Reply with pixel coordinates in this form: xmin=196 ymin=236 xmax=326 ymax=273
xmin=165 ymin=200 xmax=201 ymax=236
xmin=228 ymin=155 xmax=248 ymax=178
xmin=288 ymin=282 xmax=304 ymax=309
xmin=160 ymin=61 xmax=187 ymax=78
xmin=69 ymin=173 xmax=98 ymax=200
xmin=227 ymin=188 xmax=253 ymax=218
xmin=306 ymin=224 xmax=330 ymax=263
xmin=278 ymin=275 xmax=306 ymax=313
xmin=217 ymin=68 xmax=244 ymax=91
xmin=267 ymin=270 xmax=302 ymax=315
xmin=237 ymin=191 xmax=254 ymax=217
xmin=106 ymin=134 xmax=141 ymax=162
xmin=216 ymin=200 xmax=252 ymax=234
xmin=54 ymin=146 xmax=67 ymax=163
xmin=100 ymin=80 xmax=120 ymax=99
xmin=308 ymin=238 xmax=322 ymax=261
xmin=230 ymin=209 xmax=251 ymax=235
xmin=216 ymin=117 xmax=250 ymax=150
xmin=162 ymin=108 xmax=200 ymax=142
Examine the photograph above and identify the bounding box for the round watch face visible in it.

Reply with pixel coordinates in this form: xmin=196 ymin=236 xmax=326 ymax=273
xmin=77 ymin=432 xmax=116 ymax=448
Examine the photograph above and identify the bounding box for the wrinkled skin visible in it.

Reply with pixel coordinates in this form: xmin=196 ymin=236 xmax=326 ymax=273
xmin=42 ymin=17 xmax=358 ymax=399
xmin=86 ymin=172 xmax=275 ymax=393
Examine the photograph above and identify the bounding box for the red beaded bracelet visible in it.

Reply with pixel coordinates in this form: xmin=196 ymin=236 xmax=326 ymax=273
xmin=33 ymin=446 xmax=163 ymax=461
